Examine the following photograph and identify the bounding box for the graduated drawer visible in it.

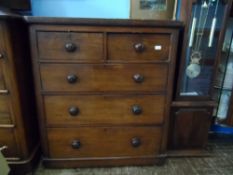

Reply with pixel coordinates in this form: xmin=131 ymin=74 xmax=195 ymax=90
xmin=47 ymin=127 xmax=161 ymax=158
xmin=0 ymin=128 xmax=18 ymax=158
xmin=44 ymin=95 xmax=165 ymax=126
xmin=40 ymin=64 xmax=168 ymax=92
xmin=108 ymin=33 xmax=171 ymax=61
xmin=0 ymin=95 xmax=12 ymax=124
xmin=37 ymin=32 xmax=103 ymax=61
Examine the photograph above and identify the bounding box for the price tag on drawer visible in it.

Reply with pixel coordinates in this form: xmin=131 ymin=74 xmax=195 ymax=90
xmin=154 ymin=45 xmax=162 ymax=51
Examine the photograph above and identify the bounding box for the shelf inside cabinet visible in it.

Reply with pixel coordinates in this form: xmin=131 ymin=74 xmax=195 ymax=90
xmin=214 ymin=85 xmax=232 ymax=91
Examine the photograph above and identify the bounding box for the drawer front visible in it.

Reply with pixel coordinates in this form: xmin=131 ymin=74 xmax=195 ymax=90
xmin=37 ymin=32 xmax=104 ymax=61
xmin=40 ymin=64 xmax=168 ymax=92
xmin=0 ymin=95 xmax=12 ymax=124
xmin=48 ymin=127 xmax=161 ymax=158
xmin=108 ymin=33 xmax=171 ymax=61
xmin=45 ymin=95 xmax=165 ymax=125
xmin=0 ymin=128 xmax=18 ymax=158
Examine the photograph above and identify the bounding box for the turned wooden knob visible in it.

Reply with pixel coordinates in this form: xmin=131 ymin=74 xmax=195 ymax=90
xmin=71 ymin=140 xmax=81 ymax=149
xmin=65 ymin=43 xmax=77 ymax=52
xmin=133 ymin=74 xmax=144 ymax=83
xmin=134 ymin=43 xmax=145 ymax=52
xmin=132 ymin=105 xmax=142 ymax=115
xmin=131 ymin=138 xmax=141 ymax=147
xmin=67 ymin=74 xmax=78 ymax=84
xmin=69 ymin=106 xmax=79 ymax=116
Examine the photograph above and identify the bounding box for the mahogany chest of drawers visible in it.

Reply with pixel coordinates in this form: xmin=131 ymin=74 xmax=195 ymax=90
xmin=26 ymin=17 xmax=182 ymax=167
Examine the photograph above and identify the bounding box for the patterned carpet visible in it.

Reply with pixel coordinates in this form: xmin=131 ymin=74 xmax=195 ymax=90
xmin=32 ymin=135 xmax=233 ymax=175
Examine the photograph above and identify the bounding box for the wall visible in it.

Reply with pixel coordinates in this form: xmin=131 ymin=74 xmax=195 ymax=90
xmin=30 ymin=0 xmax=130 ymax=18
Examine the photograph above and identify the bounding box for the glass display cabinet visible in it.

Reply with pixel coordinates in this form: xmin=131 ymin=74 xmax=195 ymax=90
xmin=178 ymin=0 xmax=228 ymax=100
xmin=214 ymin=19 xmax=233 ymax=125
xmin=168 ymin=0 xmax=232 ymax=155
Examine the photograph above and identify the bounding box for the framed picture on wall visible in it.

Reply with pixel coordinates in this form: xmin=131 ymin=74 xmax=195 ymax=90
xmin=130 ymin=0 xmax=177 ymax=20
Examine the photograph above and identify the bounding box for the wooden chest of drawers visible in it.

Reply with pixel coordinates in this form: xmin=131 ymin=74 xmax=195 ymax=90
xmin=27 ymin=18 xmax=181 ymax=167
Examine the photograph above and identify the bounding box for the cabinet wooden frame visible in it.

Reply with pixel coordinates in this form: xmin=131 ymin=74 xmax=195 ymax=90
xmin=168 ymin=106 xmax=213 ymax=151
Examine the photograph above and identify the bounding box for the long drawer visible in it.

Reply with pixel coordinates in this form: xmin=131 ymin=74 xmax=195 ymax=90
xmin=47 ymin=127 xmax=162 ymax=158
xmin=37 ymin=32 xmax=104 ymax=61
xmin=108 ymin=33 xmax=171 ymax=61
xmin=40 ymin=64 xmax=168 ymax=92
xmin=44 ymin=95 xmax=165 ymax=126
xmin=0 ymin=128 xmax=18 ymax=158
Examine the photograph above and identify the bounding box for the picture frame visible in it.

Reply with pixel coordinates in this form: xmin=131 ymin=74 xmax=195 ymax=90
xmin=130 ymin=0 xmax=177 ymax=20
xmin=0 ymin=0 xmax=31 ymax=10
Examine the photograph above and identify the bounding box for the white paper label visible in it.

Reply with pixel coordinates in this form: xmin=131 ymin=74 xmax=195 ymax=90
xmin=154 ymin=45 xmax=162 ymax=51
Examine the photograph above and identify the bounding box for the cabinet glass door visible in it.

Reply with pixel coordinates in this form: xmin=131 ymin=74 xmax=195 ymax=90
xmin=214 ymin=20 xmax=233 ymax=122
xmin=180 ymin=0 xmax=226 ymax=97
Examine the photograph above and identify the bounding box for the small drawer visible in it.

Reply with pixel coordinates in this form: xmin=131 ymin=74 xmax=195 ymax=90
xmin=47 ymin=127 xmax=161 ymax=158
xmin=40 ymin=64 xmax=168 ymax=92
xmin=108 ymin=33 xmax=171 ymax=61
xmin=0 ymin=128 xmax=18 ymax=158
xmin=37 ymin=32 xmax=104 ymax=61
xmin=44 ymin=95 xmax=165 ymax=126
xmin=0 ymin=95 xmax=13 ymax=125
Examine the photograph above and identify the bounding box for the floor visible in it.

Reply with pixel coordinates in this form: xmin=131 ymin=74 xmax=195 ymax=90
xmin=31 ymin=136 xmax=233 ymax=175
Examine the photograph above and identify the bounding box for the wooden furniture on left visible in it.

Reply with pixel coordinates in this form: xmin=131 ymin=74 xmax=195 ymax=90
xmin=0 ymin=10 xmax=39 ymax=174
